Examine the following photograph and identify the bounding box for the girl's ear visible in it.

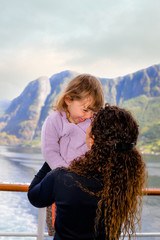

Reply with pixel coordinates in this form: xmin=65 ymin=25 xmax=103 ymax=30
xmin=65 ymin=95 xmax=72 ymax=106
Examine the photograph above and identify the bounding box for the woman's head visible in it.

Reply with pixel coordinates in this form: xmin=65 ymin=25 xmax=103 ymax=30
xmin=88 ymin=103 xmax=139 ymax=150
xmin=70 ymin=104 xmax=146 ymax=239
xmin=54 ymin=74 xmax=104 ymax=123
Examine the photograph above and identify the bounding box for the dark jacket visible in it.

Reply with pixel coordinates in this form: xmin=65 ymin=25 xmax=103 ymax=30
xmin=28 ymin=163 xmax=105 ymax=240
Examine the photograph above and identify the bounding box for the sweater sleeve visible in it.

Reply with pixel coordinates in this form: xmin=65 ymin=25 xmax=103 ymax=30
xmin=41 ymin=112 xmax=68 ymax=169
xmin=28 ymin=162 xmax=58 ymax=208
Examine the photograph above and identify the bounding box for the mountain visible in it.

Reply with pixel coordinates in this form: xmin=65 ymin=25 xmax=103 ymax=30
xmin=0 ymin=71 xmax=77 ymax=145
xmin=0 ymin=65 xmax=160 ymax=152
xmin=121 ymin=95 xmax=160 ymax=152
xmin=0 ymin=99 xmax=11 ymax=117
xmin=100 ymin=64 xmax=160 ymax=105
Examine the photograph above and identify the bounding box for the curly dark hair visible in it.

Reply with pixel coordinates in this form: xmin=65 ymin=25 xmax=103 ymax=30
xmin=69 ymin=104 xmax=146 ymax=239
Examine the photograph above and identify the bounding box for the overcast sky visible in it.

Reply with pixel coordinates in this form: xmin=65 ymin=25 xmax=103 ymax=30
xmin=0 ymin=0 xmax=160 ymax=100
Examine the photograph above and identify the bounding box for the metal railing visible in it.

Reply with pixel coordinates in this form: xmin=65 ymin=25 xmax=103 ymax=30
xmin=0 ymin=183 xmax=160 ymax=239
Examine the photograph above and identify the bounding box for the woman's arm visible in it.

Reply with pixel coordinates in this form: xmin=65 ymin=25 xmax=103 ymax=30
xmin=29 ymin=162 xmax=51 ymax=191
xmin=28 ymin=162 xmax=57 ymax=208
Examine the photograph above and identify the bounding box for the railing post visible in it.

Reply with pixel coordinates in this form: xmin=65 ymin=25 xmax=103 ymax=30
xmin=37 ymin=208 xmax=46 ymax=240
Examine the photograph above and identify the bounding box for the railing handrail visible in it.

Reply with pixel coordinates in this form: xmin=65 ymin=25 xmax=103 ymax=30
xmin=142 ymin=187 xmax=160 ymax=195
xmin=0 ymin=183 xmax=160 ymax=195
xmin=0 ymin=183 xmax=29 ymax=192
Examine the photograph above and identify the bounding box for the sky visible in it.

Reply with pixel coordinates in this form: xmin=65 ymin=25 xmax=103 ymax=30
xmin=0 ymin=0 xmax=160 ymax=100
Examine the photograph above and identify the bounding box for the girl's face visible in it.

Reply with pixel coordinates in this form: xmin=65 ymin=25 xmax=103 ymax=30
xmin=65 ymin=96 xmax=94 ymax=124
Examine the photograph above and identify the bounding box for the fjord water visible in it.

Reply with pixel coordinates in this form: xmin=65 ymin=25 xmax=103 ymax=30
xmin=0 ymin=145 xmax=160 ymax=240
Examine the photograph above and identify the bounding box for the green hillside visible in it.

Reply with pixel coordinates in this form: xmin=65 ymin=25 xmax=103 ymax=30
xmin=121 ymin=95 xmax=160 ymax=153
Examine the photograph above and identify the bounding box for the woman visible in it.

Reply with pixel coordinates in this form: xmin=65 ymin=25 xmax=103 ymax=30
xmin=28 ymin=104 xmax=146 ymax=240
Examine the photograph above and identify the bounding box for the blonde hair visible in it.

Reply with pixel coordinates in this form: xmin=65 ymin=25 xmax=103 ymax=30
xmin=54 ymin=74 xmax=104 ymax=114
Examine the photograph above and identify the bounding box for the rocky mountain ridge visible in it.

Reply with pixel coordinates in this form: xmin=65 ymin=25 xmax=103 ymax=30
xmin=0 ymin=64 xmax=160 ymax=152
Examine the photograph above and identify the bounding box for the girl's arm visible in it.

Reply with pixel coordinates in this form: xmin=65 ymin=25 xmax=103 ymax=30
xmin=41 ymin=113 xmax=68 ymax=169
xmin=28 ymin=162 xmax=57 ymax=208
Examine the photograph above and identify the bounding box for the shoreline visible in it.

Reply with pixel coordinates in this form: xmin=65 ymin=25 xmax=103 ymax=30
xmin=1 ymin=144 xmax=160 ymax=156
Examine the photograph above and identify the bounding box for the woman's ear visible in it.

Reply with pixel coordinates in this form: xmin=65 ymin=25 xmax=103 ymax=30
xmin=65 ymin=95 xmax=72 ymax=106
xmin=86 ymin=126 xmax=94 ymax=149
xmin=89 ymin=137 xmax=94 ymax=149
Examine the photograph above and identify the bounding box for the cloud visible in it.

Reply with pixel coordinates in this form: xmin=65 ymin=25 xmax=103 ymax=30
xmin=0 ymin=46 xmax=76 ymax=99
xmin=56 ymin=0 xmax=160 ymax=62
xmin=0 ymin=0 xmax=160 ymax=100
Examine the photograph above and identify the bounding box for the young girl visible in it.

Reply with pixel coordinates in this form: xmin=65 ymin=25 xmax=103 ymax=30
xmin=41 ymin=73 xmax=104 ymax=170
xmin=42 ymin=74 xmax=104 ymax=236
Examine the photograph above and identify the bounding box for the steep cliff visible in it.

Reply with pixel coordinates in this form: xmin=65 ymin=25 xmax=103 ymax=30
xmin=0 ymin=64 xmax=160 ymax=151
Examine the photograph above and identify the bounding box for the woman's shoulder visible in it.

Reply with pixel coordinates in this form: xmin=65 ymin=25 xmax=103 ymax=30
xmin=59 ymin=169 xmax=102 ymax=192
xmin=46 ymin=168 xmax=73 ymax=186
xmin=49 ymin=168 xmax=79 ymax=182
xmin=48 ymin=168 xmax=102 ymax=194
xmin=48 ymin=167 xmax=68 ymax=177
xmin=44 ymin=168 xmax=66 ymax=183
